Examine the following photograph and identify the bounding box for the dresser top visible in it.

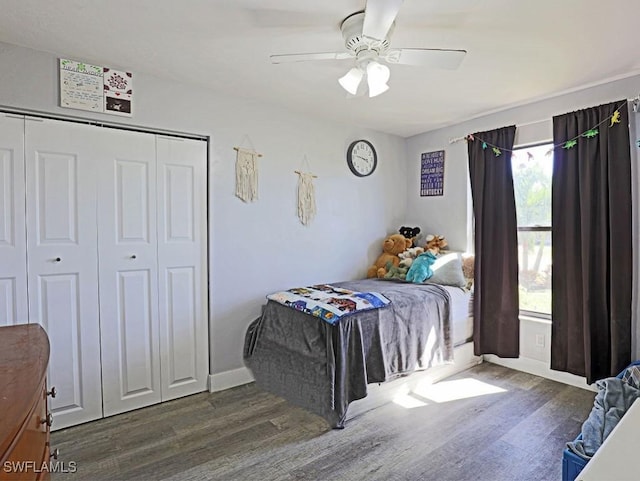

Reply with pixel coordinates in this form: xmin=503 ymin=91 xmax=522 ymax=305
xmin=0 ymin=324 xmax=50 ymax=461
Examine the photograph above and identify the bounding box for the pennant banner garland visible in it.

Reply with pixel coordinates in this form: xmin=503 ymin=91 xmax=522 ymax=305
xmin=466 ymin=101 xmax=638 ymax=153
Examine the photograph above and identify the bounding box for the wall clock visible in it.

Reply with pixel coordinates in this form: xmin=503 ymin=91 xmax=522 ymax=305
xmin=346 ymin=139 xmax=377 ymax=177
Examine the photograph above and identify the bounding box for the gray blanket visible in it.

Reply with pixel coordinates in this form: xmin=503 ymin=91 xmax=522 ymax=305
xmin=244 ymin=279 xmax=453 ymax=428
xmin=567 ymin=378 xmax=640 ymax=459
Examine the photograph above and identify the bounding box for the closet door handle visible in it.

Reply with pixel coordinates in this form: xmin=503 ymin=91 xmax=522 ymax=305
xmin=48 ymin=386 xmax=57 ymax=398
xmin=130 ymin=254 xmax=137 ymax=259
xmin=54 ymin=257 xmax=61 ymax=263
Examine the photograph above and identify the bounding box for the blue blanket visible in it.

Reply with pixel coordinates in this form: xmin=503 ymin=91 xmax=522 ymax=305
xmin=567 ymin=376 xmax=640 ymax=459
xmin=267 ymin=284 xmax=391 ymax=325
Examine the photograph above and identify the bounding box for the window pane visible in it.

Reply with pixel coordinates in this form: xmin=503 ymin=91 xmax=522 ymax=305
xmin=512 ymin=144 xmax=552 ymax=227
xmin=517 ymin=230 xmax=551 ymax=315
xmin=513 ymin=144 xmax=553 ymax=316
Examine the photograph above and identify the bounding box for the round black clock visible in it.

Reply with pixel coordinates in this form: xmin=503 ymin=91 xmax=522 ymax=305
xmin=347 ymin=139 xmax=377 ymax=177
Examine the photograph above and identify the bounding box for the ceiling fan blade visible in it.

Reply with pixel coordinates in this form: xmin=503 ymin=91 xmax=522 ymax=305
xmin=362 ymin=0 xmax=404 ymax=40
xmin=384 ymin=48 xmax=467 ymax=69
xmin=270 ymin=52 xmax=353 ymax=64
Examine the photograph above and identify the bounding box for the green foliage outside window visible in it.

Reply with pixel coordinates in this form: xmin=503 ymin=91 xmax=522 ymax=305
xmin=512 ymin=144 xmax=553 ymax=316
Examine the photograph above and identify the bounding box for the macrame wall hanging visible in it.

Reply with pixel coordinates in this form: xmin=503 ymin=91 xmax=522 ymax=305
xmin=233 ymin=135 xmax=262 ymax=203
xmin=295 ymin=155 xmax=317 ymax=226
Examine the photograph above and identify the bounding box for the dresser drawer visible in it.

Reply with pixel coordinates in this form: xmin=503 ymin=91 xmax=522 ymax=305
xmin=0 ymin=325 xmax=51 ymax=481
xmin=0 ymin=380 xmax=50 ymax=481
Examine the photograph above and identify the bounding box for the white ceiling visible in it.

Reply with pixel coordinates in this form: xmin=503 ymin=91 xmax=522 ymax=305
xmin=1 ymin=0 xmax=639 ymax=137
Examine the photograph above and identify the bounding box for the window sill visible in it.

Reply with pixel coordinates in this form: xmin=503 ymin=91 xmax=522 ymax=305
xmin=519 ymin=314 xmax=552 ymax=325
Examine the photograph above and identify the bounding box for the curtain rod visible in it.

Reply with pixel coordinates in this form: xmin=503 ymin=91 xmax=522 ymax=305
xmin=448 ymin=95 xmax=640 ymax=145
xmin=447 ymin=118 xmax=548 ymax=144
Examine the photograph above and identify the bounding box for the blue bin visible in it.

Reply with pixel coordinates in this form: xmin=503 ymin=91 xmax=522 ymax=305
xmin=561 ymin=360 xmax=640 ymax=481
xmin=562 ymin=435 xmax=587 ymax=481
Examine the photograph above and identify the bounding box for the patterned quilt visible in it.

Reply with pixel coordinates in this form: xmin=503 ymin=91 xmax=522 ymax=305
xmin=267 ymin=284 xmax=391 ymax=325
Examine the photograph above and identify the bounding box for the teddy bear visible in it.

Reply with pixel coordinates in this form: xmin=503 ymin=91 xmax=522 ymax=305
xmin=384 ymin=261 xmax=409 ymax=281
xmin=406 ymin=251 xmax=437 ymax=283
xmin=367 ymin=233 xmax=412 ymax=278
xmin=424 ymin=234 xmax=448 ymax=255
xmin=398 ymin=246 xmax=425 ymax=268
xmin=462 ymin=253 xmax=475 ymax=289
xmin=399 ymin=226 xmax=422 ymax=247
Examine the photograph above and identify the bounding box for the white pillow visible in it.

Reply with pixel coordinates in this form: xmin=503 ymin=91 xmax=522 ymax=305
xmin=424 ymin=251 xmax=467 ymax=288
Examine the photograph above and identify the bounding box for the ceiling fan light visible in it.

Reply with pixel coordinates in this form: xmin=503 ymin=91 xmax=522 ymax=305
xmin=366 ymin=61 xmax=390 ymax=85
xmin=338 ymin=67 xmax=364 ymax=95
xmin=368 ymin=81 xmax=389 ymax=98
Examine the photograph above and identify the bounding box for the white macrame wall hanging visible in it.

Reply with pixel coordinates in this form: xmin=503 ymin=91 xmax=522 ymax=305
xmin=233 ymin=136 xmax=262 ymax=202
xmin=295 ymin=156 xmax=317 ymax=226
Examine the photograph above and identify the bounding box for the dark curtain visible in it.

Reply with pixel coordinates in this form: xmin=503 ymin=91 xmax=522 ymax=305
xmin=551 ymin=100 xmax=632 ymax=384
xmin=468 ymin=125 xmax=519 ymax=357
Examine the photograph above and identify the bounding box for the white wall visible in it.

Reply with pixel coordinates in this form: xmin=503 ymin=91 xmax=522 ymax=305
xmin=405 ymin=74 xmax=640 ymax=368
xmin=0 ymin=42 xmax=408 ymax=377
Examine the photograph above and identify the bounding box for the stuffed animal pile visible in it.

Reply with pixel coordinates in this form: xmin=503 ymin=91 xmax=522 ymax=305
xmin=424 ymin=234 xmax=448 ymax=254
xmin=367 ymin=233 xmax=412 ymax=278
xmin=384 ymin=262 xmax=409 ymax=280
xmin=406 ymin=251 xmax=437 ymax=283
xmin=367 ymin=231 xmax=450 ymax=282
xmin=398 ymin=246 xmax=424 ymax=268
xmin=462 ymin=253 xmax=475 ymax=289
xmin=398 ymin=226 xmax=422 ymax=247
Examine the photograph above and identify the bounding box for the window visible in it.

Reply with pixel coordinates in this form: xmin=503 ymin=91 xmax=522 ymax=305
xmin=512 ymin=143 xmax=553 ymax=317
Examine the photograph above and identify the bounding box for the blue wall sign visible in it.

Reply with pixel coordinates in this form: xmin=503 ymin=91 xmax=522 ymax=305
xmin=420 ymin=150 xmax=445 ymax=196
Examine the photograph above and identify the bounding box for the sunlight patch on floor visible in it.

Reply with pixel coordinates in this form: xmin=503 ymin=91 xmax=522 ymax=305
xmin=414 ymin=377 xmax=507 ymax=403
xmin=392 ymin=392 xmax=429 ymax=409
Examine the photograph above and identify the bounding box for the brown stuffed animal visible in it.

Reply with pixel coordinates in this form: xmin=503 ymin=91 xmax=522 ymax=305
xmin=367 ymin=234 xmax=412 ymax=278
xmin=424 ymin=234 xmax=448 ymax=255
xmin=462 ymin=254 xmax=475 ymax=289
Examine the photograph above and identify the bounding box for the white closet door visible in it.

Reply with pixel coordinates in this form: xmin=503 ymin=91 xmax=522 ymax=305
xmin=25 ymin=118 xmax=103 ymax=429
xmin=0 ymin=115 xmax=27 ymax=327
xmin=156 ymin=137 xmax=208 ymax=400
xmin=97 ymin=128 xmax=161 ymax=416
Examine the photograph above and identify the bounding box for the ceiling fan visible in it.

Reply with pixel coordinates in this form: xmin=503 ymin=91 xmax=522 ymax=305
xmin=269 ymin=0 xmax=467 ymax=97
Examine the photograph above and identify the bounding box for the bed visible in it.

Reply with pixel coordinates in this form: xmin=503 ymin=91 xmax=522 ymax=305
xmin=243 ymin=277 xmax=477 ymax=428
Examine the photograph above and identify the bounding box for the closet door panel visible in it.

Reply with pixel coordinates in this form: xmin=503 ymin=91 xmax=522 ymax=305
xmin=0 ymin=115 xmax=27 ymax=327
xmin=164 ymin=267 xmax=197 ymax=385
xmin=98 ymin=129 xmax=161 ymax=416
xmin=116 ymin=269 xmax=155 ymax=395
xmin=25 ymin=118 xmax=103 ymax=429
xmin=116 ymin=159 xmax=151 ymax=242
xmin=35 ymin=151 xmax=78 ymax=243
xmin=157 ymin=137 xmax=208 ymax=400
xmin=38 ymin=273 xmax=83 ymax=411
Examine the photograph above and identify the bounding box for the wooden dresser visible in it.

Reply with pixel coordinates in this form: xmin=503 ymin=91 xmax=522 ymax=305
xmin=0 ymin=324 xmax=53 ymax=481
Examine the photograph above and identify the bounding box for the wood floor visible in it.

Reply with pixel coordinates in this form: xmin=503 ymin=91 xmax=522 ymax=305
xmin=51 ymin=363 xmax=595 ymax=481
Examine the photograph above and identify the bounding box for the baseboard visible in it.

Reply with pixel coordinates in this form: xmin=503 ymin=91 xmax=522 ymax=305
xmin=209 ymin=366 xmax=254 ymax=392
xmin=483 ymin=354 xmax=596 ymax=392
xmin=209 ymin=351 xmax=591 ymax=395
